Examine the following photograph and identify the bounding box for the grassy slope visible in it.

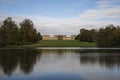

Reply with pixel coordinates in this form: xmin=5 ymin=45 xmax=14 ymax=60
xmin=7 ymin=40 xmax=96 ymax=48
xmin=30 ymin=40 xmax=96 ymax=47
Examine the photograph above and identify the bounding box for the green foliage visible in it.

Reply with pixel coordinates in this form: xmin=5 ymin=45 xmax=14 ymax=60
xmin=96 ymin=25 xmax=120 ymax=47
xmin=0 ymin=17 xmax=42 ymax=47
xmin=76 ymin=24 xmax=120 ymax=47
xmin=76 ymin=29 xmax=97 ymax=42
xmin=0 ymin=17 xmax=19 ymax=45
xmin=75 ymin=34 xmax=80 ymax=40
xmin=19 ymin=19 xmax=42 ymax=45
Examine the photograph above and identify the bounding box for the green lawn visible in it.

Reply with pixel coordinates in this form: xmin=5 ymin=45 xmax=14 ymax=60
xmin=31 ymin=40 xmax=96 ymax=47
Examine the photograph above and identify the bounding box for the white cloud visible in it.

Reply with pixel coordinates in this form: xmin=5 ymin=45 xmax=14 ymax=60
xmin=97 ymin=0 xmax=112 ymax=8
xmin=0 ymin=13 xmax=119 ymax=35
xmin=79 ymin=7 xmax=120 ymax=20
xmin=0 ymin=0 xmax=120 ymax=35
xmin=97 ymin=0 xmax=120 ymax=8
xmin=78 ymin=0 xmax=120 ymax=20
xmin=0 ymin=0 xmax=19 ymax=4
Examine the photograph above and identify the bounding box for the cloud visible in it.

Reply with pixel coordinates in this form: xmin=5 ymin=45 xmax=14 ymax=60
xmin=79 ymin=7 xmax=120 ymax=20
xmin=97 ymin=0 xmax=112 ymax=8
xmin=0 ymin=12 xmax=119 ymax=35
xmin=79 ymin=0 xmax=120 ymax=20
xmin=0 ymin=0 xmax=120 ymax=35
xmin=97 ymin=0 xmax=120 ymax=8
xmin=0 ymin=0 xmax=19 ymax=4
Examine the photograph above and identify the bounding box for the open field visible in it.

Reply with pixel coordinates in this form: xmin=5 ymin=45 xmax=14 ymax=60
xmin=6 ymin=40 xmax=96 ymax=48
xmin=30 ymin=40 xmax=96 ymax=47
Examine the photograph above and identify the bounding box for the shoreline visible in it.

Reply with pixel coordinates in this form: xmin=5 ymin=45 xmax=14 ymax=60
xmin=1 ymin=40 xmax=120 ymax=48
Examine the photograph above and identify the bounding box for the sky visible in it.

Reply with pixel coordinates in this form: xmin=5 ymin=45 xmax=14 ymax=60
xmin=0 ymin=0 xmax=120 ymax=36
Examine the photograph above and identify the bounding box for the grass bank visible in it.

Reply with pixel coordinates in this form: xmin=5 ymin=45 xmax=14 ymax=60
xmin=6 ymin=40 xmax=96 ymax=48
xmin=29 ymin=40 xmax=96 ymax=47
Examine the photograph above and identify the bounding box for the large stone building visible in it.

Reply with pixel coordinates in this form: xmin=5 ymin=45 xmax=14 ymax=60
xmin=42 ymin=35 xmax=76 ymax=40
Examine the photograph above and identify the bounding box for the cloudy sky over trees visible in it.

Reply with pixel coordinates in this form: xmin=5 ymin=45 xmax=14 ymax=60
xmin=0 ymin=0 xmax=120 ymax=35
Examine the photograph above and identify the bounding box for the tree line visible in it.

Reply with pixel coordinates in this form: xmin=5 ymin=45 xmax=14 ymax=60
xmin=75 ymin=24 xmax=120 ymax=47
xmin=0 ymin=17 xmax=42 ymax=46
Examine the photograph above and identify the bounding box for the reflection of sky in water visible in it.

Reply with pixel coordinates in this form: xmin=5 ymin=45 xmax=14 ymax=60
xmin=0 ymin=48 xmax=120 ymax=80
xmin=34 ymin=52 xmax=120 ymax=80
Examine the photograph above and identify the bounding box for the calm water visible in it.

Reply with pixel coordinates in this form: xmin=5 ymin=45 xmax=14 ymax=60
xmin=0 ymin=47 xmax=120 ymax=80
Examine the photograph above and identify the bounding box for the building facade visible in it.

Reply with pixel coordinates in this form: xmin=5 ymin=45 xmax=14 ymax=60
xmin=42 ymin=35 xmax=76 ymax=40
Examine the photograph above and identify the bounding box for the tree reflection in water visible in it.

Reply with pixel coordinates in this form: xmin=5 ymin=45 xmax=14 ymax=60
xmin=0 ymin=48 xmax=41 ymax=76
xmin=78 ymin=49 xmax=120 ymax=69
xmin=0 ymin=48 xmax=120 ymax=77
xmin=36 ymin=48 xmax=120 ymax=70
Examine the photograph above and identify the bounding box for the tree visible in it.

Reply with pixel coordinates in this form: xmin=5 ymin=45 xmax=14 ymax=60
xmin=37 ymin=32 xmax=42 ymax=40
xmin=95 ymin=25 xmax=120 ymax=47
xmin=75 ymin=34 xmax=80 ymax=40
xmin=0 ymin=17 xmax=42 ymax=47
xmin=0 ymin=17 xmax=19 ymax=45
xmin=19 ymin=19 xmax=42 ymax=44
xmin=76 ymin=24 xmax=120 ymax=47
xmin=76 ymin=28 xmax=97 ymax=42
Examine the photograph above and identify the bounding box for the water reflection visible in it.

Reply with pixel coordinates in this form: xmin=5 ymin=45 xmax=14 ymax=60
xmin=78 ymin=49 xmax=120 ymax=69
xmin=0 ymin=48 xmax=120 ymax=80
xmin=36 ymin=49 xmax=120 ymax=70
xmin=0 ymin=48 xmax=41 ymax=76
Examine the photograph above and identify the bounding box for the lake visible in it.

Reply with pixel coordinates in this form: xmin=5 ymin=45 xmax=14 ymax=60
xmin=0 ymin=47 xmax=120 ymax=80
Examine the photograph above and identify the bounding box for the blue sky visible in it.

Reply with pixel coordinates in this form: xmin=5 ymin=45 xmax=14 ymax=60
xmin=0 ymin=0 xmax=96 ymax=18
xmin=0 ymin=0 xmax=120 ymax=35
